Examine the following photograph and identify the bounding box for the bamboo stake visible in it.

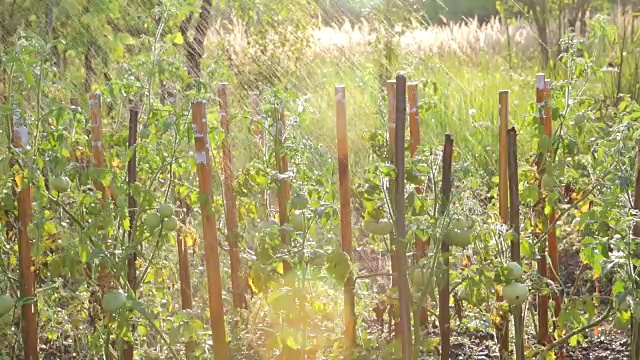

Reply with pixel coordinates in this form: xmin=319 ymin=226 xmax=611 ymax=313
xmin=439 ymin=134 xmax=454 ymax=360
xmin=507 ymin=127 xmax=524 ymax=360
xmin=124 ymin=107 xmax=139 ymax=360
xmin=497 ymin=90 xmax=510 ymax=358
xmin=535 ymin=74 xmax=550 ymax=345
xmin=336 ymin=85 xmax=356 ymax=351
xmin=191 ymin=100 xmax=230 ymax=360
xmin=12 ymin=104 xmax=38 ymax=360
xmin=395 ymin=74 xmax=413 ymax=360
xmin=386 ymin=79 xmax=399 ymax=337
xmin=275 ymin=104 xmax=292 ymax=275
xmin=218 ymin=83 xmax=246 ymax=311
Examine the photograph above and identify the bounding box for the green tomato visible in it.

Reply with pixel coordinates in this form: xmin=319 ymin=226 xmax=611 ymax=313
xmin=505 ymin=262 xmax=524 ymax=281
xmin=364 ymin=220 xmax=392 ymax=236
xmin=289 ymin=213 xmax=305 ymax=232
xmin=502 ymin=282 xmax=528 ymax=305
xmin=102 ymin=291 xmax=126 ymax=314
xmin=326 ymin=251 xmax=351 ymax=284
xmin=0 ymin=295 xmax=14 ymax=317
xmin=51 ymin=176 xmax=71 ymax=193
xmin=162 ymin=216 xmax=178 ymax=232
xmin=541 ymin=174 xmax=554 ymax=191
xmin=2 ymin=192 xmax=15 ymax=212
xmin=139 ymin=127 xmax=151 ymax=139
xmin=145 ymin=212 xmax=162 ymax=230
xmin=443 ymin=229 xmax=473 ymax=248
xmin=377 ymin=220 xmax=393 ymax=235
xmin=290 ymin=194 xmax=309 ymax=211
xmin=451 ymin=218 xmax=470 ymax=230
xmin=158 ymin=204 xmax=174 ymax=219
xmin=411 ymin=268 xmax=428 ymax=290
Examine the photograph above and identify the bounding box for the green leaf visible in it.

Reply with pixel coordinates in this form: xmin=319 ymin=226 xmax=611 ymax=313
xmin=165 ymin=32 xmax=184 ymax=45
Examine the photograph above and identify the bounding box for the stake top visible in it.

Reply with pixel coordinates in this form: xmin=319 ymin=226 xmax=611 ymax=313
xmin=536 ymin=74 xmax=546 ymax=90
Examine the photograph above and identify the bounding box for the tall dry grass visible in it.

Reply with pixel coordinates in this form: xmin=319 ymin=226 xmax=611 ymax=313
xmin=209 ymin=16 xmax=547 ymax=61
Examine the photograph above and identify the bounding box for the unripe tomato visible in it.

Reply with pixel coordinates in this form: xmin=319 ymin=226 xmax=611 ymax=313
xmin=158 ymin=204 xmax=174 ymax=219
xmin=0 ymin=295 xmax=14 ymax=317
xmin=290 ymin=194 xmax=309 ymax=211
xmin=502 ymin=282 xmax=528 ymax=305
xmin=51 ymin=176 xmax=71 ymax=193
xmin=102 ymin=291 xmax=126 ymax=314
xmin=145 ymin=212 xmax=162 ymax=230
xmin=162 ymin=216 xmax=178 ymax=232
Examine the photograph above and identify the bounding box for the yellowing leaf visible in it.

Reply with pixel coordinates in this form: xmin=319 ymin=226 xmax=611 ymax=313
xmin=14 ymin=173 xmax=23 ymax=187
xmin=579 ymin=200 xmax=590 ymax=213
xmin=165 ymin=32 xmax=184 ymax=45
xmin=111 ymin=158 xmax=121 ymax=168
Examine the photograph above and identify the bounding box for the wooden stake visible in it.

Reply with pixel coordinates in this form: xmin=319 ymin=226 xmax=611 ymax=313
xmin=408 ymin=83 xmax=427 ymax=259
xmin=535 ymin=74 xmax=550 ymax=345
xmin=191 ymin=100 xmax=230 ymax=360
xmin=124 ymin=107 xmax=139 ymax=360
xmin=544 ymin=80 xmax=561 ymax=329
xmin=632 ymin=138 xmax=640 ymax=360
xmin=439 ymin=134 xmax=454 ymax=360
xmin=497 ymin=90 xmax=510 ymax=358
xmin=12 ymin=104 xmax=38 ymax=360
xmin=275 ymin=104 xmax=292 ymax=275
xmin=386 ymin=80 xmax=400 ymax=337
xmin=177 ymin=199 xmax=195 ymax=358
xmin=336 ymin=85 xmax=356 ymax=351
xmin=498 ymin=90 xmax=510 ymax=225
xmin=395 ymin=74 xmax=413 ymax=360
xmin=408 ymin=82 xmax=429 ymax=326
xmin=507 ymin=127 xmax=524 ymax=360
xmin=218 ymin=84 xmax=246 ymax=311
xmin=88 ymin=93 xmax=114 ymax=335
xmin=250 ymin=93 xmax=269 ymax=214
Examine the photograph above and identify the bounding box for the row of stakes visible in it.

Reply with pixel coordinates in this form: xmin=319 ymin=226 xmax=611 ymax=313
xmin=5 ymin=73 xmax=587 ymax=360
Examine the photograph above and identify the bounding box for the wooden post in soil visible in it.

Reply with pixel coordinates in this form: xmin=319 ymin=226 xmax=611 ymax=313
xmin=507 ymin=127 xmax=524 ymax=360
xmin=534 ymin=74 xmax=550 ymax=345
xmin=386 ymin=79 xmax=400 ymax=337
xmin=631 ymin=137 xmax=640 ymax=360
xmin=191 ymin=100 xmax=230 ymax=360
xmin=439 ymin=134 xmax=454 ymax=360
xmin=11 ymin=105 xmax=38 ymax=360
xmin=176 ymin=197 xmax=195 ymax=358
xmin=250 ymin=93 xmax=268 ymax=213
xmin=88 ymin=92 xmax=114 ymax=329
xmin=218 ymin=83 xmax=246 ymax=311
xmin=124 ymin=107 xmax=139 ymax=360
xmin=408 ymin=83 xmax=427 ymax=259
xmin=544 ymin=80 xmax=562 ymax=342
xmin=395 ymin=74 xmax=413 ymax=360
xmin=335 ymin=85 xmax=356 ymax=351
xmin=408 ymin=82 xmax=429 ymax=327
xmin=275 ymin=104 xmax=292 ymax=275
xmin=497 ymin=90 xmax=510 ymax=358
